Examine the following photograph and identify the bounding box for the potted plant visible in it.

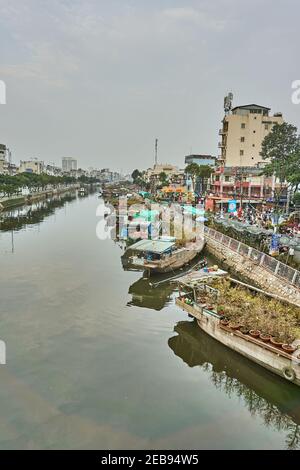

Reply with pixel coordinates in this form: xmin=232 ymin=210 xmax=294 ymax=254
xmin=218 ymin=305 xmax=225 ymax=316
xmin=270 ymin=337 xmax=284 ymax=348
xmin=229 ymin=321 xmax=241 ymax=330
xmin=240 ymin=324 xmax=250 ymax=335
xmin=250 ymin=329 xmax=261 ymax=339
xmin=259 ymin=332 xmax=271 ymax=343
xmin=282 ymin=344 xmax=297 ymax=354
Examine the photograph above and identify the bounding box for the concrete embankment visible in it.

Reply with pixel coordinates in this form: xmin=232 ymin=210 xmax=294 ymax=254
xmin=205 ymin=233 xmax=300 ymax=307
xmin=0 ymin=185 xmax=79 ymax=212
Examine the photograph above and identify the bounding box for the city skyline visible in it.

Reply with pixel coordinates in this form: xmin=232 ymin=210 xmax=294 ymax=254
xmin=1 ymin=0 xmax=300 ymax=172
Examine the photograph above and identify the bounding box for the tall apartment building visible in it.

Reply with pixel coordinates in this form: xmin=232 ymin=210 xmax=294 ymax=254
xmin=219 ymin=104 xmax=284 ymax=167
xmin=62 ymin=157 xmax=77 ymax=172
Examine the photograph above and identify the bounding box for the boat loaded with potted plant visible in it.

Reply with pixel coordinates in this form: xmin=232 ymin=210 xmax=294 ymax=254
xmin=176 ymin=276 xmax=300 ymax=386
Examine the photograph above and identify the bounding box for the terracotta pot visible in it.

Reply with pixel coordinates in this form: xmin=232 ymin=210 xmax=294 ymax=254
xmin=220 ymin=319 xmax=229 ymax=326
xmin=270 ymin=337 xmax=284 ymax=348
xmin=282 ymin=344 xmax=297 ymax=354
xmin=229 ymin=322 xmax=241 ymax=330
xmin=249 ymin=330 xmax=261 ymax=339
xmin=259 ymin=333 xmax=271 ymax=343
xmin=240 ymin=327 xmax=250 ymax=335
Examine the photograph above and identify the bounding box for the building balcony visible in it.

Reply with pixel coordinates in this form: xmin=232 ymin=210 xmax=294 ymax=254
xmin=218 ymin=128 xmax=227 ymax=136
xmin=218 ymin=142 xmax=226 ymax=148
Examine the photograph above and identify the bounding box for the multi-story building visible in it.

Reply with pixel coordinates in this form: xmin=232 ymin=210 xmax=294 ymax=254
xmin=185 ymin=154 xmax=216 ymax=167
xmin=207 ymin=166 xmax=287 ymax=211
xmin=145 ymin=163 xmax=185 ymax=185
xmin=0 ymin=144 xmax=7 ymax=174
xmin=19 ymin=159 xmax=44 ymax=174
xmin=219 ymin=104 xmax=284 ymax=167
xmin=0 ymin=144 xmax=18 ymax=175
xmin=45 ymin=164 xmax=63 ymax=177
xmin=62 ymin=157 xmax=77 ymax=172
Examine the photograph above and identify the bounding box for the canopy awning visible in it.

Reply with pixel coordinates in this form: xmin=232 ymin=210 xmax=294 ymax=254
xmin=128 ymin=239 xmax=175 ymax=254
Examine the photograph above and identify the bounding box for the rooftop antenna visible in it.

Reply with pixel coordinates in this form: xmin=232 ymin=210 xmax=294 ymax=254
xmin=224 ymin=92 xmax=233 ymax=115
xmin=155 ymin=138 xmax=158 ymax=165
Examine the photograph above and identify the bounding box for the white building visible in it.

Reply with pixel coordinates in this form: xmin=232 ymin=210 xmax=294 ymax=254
xmin=62 ymin=157 xmax=77 ymax=172
xmin=19 ymin=159 xmax=44 ymax=174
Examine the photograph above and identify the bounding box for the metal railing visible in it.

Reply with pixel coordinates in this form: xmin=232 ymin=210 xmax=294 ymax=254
xmin=204 ymin=226 xmax=300 ymax=288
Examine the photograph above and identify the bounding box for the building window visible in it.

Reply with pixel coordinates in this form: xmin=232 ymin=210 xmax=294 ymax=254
xmin=241 ymin=123 xmax=246 ymax=129
xmin=253 ymin=130 xmax=256 ymax=133
xmin=241 ymin=137 xmax=245 ymax=142
xmin=265 ymin=124 xmax=269 ymax=130
xmin=240 ymin=150 xmax=244 ymax=156
xmin=225 ymin=176 xmax=230 ymax=182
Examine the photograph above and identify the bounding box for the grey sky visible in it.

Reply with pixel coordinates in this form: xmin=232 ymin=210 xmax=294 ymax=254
xmin=0 ymin=0 xmax=299 ymax=172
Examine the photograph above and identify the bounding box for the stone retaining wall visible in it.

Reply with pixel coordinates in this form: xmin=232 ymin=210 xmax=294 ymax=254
xmin=205 ymin=235 xmax=300 ymax=307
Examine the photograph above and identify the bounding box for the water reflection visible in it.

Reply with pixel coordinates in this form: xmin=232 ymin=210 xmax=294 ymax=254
xmin=0 ymin=192 xmax=77 ymax=232
xmin=169 ymin=320 xmax=300 ymax=449
xmin=127 ymin=277 xmax=174 ymax=310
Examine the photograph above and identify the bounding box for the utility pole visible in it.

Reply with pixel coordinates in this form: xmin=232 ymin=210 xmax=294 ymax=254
xmin=155 ymin=138 xmax=158 ymax=166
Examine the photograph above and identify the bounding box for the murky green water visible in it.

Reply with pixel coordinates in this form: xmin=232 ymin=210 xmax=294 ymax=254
xmin=0 ymin=194 xmax=299 ymax=449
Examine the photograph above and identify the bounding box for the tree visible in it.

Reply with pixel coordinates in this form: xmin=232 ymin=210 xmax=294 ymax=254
xmin=293 ymin=191 xmax=300 ymax=207
xmin=261 ymin=122 xmax=300 ymax=212
xmin=185 ymin=163 xmax=200 ymax=193
xmin=131 ymin=169 xmax=141 ymax=183
xmin=158 ymin=171 xmax=168 ymax=186
xmin=197 ymin=165 xmax=214 ymax=195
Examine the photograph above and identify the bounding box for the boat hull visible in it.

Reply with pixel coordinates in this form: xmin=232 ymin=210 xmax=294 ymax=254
xmin=176 ymin=299 xmax=300 ymax=387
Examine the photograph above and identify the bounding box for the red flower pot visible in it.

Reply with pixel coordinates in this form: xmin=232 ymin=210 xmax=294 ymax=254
xmin=282 ymin=344 xmax=297 ymax=354
xmin=270 ymin=337 xmax=284 ymax=348
xmin=259 ymin=333 xmax=271 ymax=343
xmin=249 ymin=330 xmax=261 ymax=339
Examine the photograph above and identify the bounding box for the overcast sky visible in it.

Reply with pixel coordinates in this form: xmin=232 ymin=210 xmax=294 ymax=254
xmin=0 ymin=0 xmax=300 ymax=172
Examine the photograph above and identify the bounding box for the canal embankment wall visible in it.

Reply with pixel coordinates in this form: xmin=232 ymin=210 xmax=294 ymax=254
xmin=0 ymin=184 xmax=80 ymax=212
xmin=204 ymin=226 xmax=300 ymax=306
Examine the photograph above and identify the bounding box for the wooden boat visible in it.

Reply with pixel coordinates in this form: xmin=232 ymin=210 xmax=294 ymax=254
xmin=123 ymin=237 xmax=205 ymax=274
xmin=176 ymin=275 xmax=300 ymax=386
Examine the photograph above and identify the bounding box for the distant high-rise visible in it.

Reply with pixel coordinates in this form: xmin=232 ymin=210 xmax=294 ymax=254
xmin=62 ymin=157 xmax=77 ymax=172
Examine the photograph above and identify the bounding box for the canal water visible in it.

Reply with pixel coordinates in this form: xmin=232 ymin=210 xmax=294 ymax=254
xmin=0 ymin=193 xmax=299 ymax=450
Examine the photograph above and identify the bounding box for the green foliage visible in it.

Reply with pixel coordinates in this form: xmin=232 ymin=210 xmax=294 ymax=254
xmin=261 ymin=122 xmax=300 ymax=187
xmin=293 ymin=192 xmax=300 ymax=206
xmin=185 ymin=163 xmax=200 ymax=177
xmin=131 ymin=169 xmax=141 ymax=182
xmin=158 ymin=171 xmax=168 ymax=184
xmin=185 ymin=163 xmax=213 ymax=194
xmin=0 ymin=173 xmax=77 ymax=198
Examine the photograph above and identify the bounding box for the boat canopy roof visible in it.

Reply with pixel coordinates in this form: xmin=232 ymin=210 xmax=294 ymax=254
xmin=177 ymin=268 xmax=228 ymax=288
xmin=129 ymin=239 xmax=175 ymax=254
